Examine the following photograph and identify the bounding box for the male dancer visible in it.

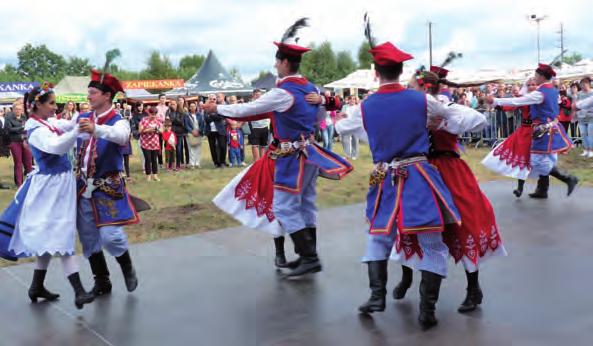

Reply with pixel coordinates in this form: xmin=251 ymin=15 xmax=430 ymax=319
xmin=205 ymin=18 xmax=351 ymax=277
xmin=76 ymin=54 xmax=140 ymax=295
xmin=487 ymin=63 xmax=578 ymax=198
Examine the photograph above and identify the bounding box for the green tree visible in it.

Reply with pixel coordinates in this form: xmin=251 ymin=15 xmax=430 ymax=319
xmin=257 ymin=70 xmax=271 ymax=79
xmin=17 ymin=44 xmax=66 ymax=83
xmin=357 ymin=41 xmax=373 ymax=69
xmin=111 ymin=64 xmax=142 ymax=81
xmin=0 ymin=64 xmax=26 ymax=82
xmin=178 ymin=54 xmax=205 ymax=80
xmin=562 ymin=52 xmax=583 ymax=65
xmin=301 ymin=41 xmax=338 ymax=85
xmin=336 ymin=51 xmax=356 ymax=77
xmin=142 ymin=51 xmax=177 ymax=79
xmin=229 ymin=67 xmax=243 ymax=82
xmin=64 ymin=56 xmax=92 ymax=76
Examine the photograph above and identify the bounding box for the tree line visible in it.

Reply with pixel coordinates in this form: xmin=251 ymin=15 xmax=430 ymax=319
xmin=0 ymin=41 xmax=374 ymax=87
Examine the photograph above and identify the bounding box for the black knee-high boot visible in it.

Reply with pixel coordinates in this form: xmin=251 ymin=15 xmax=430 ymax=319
xmin=67 ymin=272 xmax=95 ymax=309
xmin=115 ymin=250 xmax=138 ymax=292
xmin=458 ymin=270 xmax=483 ymax=313
xmin=528 ymin=175 xmax=549 ymax=199
xmin=549 ymin=166 xmax=579 ymax=196
xmin=418 ymin=271 xmax=443 ymax=330
xmin=513 ymin=179 xmax=525 ymax=197
xmin=392 ymin=265 xmax=413 ymax=300
xmin=88 ymin=251 xmax=112 ymax=296
xmin=273 ymin=236 xmax=288 ymax=268
xmin=284 ymin=227 xmax=316 ymax=270
xmin=28 ymin=269 xmax=60 ymax=302
xmin=284 ymin=228 xmax=322 ymax=277
xmin=359 ymin=260 xmax=388 ymax=313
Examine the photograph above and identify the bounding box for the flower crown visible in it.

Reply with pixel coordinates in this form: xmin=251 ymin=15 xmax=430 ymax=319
xmin=414 ymin=70 xmax=433 ymax=90
xmin=35 ymin=82 xmax=54 ymax=101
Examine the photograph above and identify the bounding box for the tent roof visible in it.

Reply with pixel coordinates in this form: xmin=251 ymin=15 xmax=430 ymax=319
xmin=0 ymin=91 xmax=23 ymax=104
xmin=125 ymin=89 xmax=157 ymax=100
xmin=251 ymin=72 xmax=277 ymax=90
xmin=54 ymin=76 xmax=90 ymax=95
xmin=324 ymin=66 xmax=416 ymax=90
xmin=166 ymin=50 xmax=253 ymax=96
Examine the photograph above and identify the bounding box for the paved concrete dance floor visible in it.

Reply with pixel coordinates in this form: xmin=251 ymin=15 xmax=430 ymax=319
xmin=0 ymin=181 xmax=591 ymax=346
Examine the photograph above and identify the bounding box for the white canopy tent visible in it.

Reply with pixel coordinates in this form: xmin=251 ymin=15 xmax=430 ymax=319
xmin=324 ymin=65 xmax=417 ymax=91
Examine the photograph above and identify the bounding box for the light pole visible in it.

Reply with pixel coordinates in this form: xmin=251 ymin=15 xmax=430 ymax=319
xmin=528 ymin=14 xmax=548 ymax=63
xmin=428 ymin=21 xmax=433 ymax=67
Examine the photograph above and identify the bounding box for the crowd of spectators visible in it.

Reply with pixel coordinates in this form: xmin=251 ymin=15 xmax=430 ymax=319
xmin=0 ymin=77 xmax=590 ymax=189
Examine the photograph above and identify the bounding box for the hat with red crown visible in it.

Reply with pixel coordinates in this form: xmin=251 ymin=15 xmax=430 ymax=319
xmin=88 ymin=49 xmax=124 ymax=96
xmin=274 ymin=17 xmax=311 ymax=61
xmin=363 ymin=13 xmax=413 ymax=65
xmin=535 ymin=63 xmax=556 ymax=79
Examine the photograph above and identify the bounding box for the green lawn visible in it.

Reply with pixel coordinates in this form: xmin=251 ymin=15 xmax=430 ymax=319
xmin=1 ymin=140 xmax=591 ymax=267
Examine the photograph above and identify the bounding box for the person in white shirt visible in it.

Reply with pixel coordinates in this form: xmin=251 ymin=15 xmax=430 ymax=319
xmin=338 ymin=96 xmax=360 ymax=159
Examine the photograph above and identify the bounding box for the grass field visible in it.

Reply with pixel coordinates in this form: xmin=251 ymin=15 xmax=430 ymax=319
xmin=0 ymin=140 xmax=591 ymax=267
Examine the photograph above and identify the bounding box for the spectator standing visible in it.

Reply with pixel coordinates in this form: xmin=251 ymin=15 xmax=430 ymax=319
xmin=204 ymin=94 xmax=228 ymax=168
xmin=319 ymin=92 xmax=336 ymax=151
xmin=60 ymin=101 xmax=79 ymax=120
xmin=494 ymin=87 xmax=514 ymax=138
xmin=338 ymin=95 xmax=360 ymax=159
xmin=168 ymin=99 xmax=192 ymax=169
xmin=139 ymin=107 xmax=163 ymax=181
xmin=5 ymin=102 xmax=33 ymax=186
xmin=162 ymin=120 xmax=177 ymax=171
xmin=156 ymin=94 xmax=169 ymax=166
xmin=0 ymin=108 xmax=11 ymax=189
xmin=575 ymin=77 xmax=593 ymax=157
xmin=187 ymin=102 xmax=205 ymax=168
xmin=58 ymin=101 xmax=80 ymax=167
xmin=227 ymin=120 xmax=244 ymax=167
xmin=120 ymin=104 xmax=133 ymax=180
xmin=558 ymin=85 xmax=573 ymax=135
xmin=227 ymin=95 xmax=249 ymax=164
xmin=247 ymin=90 xmax=270 ymax=161
xmin=131 ymin=102 xmax=147 ymax=168
xmin=567 ymin=82 xmax=581 ymax=137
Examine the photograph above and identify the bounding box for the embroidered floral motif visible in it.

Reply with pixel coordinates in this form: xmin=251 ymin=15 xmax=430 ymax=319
xmin=465 ymin=234 xmax=478 ymax=262
xmin=479 ymin=229 xmax=489 ymax=255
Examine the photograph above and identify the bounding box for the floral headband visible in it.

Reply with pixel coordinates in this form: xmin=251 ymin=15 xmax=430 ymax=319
xmin=28 ymin=82 xmax=55 ymax=109
xmin=34 ymin=82 xmax=54 ymax=102
xmin=414 ymin=70 xmax=433 ymax=90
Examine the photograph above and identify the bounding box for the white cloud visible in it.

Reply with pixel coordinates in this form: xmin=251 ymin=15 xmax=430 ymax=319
xmin=2 ymin=0 xmax=592 ymax=81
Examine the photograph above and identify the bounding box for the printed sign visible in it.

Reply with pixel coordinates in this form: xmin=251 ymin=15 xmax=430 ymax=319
xmin=0 ymin=82 xmax=40 ymax=94
xmin=122 ymin=79 xmax=185 ymax=90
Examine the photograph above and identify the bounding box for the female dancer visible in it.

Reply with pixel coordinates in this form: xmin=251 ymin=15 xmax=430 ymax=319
xmin=0 ymin=84 xmax=94 ymax=309
xmin=482 ymin=79 xmax=538 ymax=197
xmin=390 ymin=71 xmax=506 ymax=313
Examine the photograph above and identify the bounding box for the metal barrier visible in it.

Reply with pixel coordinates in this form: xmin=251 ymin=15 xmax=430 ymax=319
xmin=458 ymin=108 xmax=583 ymax=149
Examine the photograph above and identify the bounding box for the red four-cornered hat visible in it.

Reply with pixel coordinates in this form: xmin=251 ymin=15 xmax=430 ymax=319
xmin=369 ymin=42 xmax=413 ymax=65
xmin=89 ymin=69 xmax=125 ymax=94
xmin=274 ymin=42 xmax=311 ymax=57
xmin=430 ymin=65 xmax=449 ymax=78
xmin=536 ymin=63 xmax=556 ymax=77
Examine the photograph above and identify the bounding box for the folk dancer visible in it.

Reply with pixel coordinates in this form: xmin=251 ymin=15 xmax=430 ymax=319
xmin=485 ymin=63 xmax=578 ymax=199
xmin=210 ymin=18 xmax=352 ymax=277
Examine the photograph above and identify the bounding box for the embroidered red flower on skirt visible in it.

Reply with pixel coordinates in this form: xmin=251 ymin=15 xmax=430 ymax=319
xmin=234 ymin=155 xmax=276 ymax=222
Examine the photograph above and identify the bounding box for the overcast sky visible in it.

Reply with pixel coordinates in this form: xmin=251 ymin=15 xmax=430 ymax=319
xmin=2 ymin=0 xmax=591 ymax=80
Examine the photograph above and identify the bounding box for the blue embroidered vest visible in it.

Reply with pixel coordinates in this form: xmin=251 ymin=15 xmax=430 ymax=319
xmin=361 ymin=87 xmax=430 ymax=163
xmin=272 ymin=78 xmax=319 ymax=141
xmin=530 ymin=84 xmax=559 ymax=123
xmin=77 ymin=111 xmax=125 ymax=178
xmin=27 ymin=127 xmax=71 ymax=175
